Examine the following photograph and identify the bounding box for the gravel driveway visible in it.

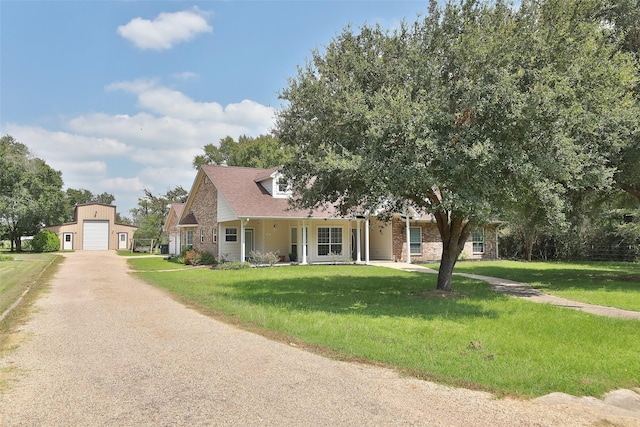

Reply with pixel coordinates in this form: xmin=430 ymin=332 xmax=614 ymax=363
xmin=0 ymin=251 xmax=638 ymax=426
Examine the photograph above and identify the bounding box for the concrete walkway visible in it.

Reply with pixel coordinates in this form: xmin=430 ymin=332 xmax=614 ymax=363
xmin=369 ymin=261 xmax=640 ymax=321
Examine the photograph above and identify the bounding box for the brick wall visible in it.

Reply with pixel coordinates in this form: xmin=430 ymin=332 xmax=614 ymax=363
xmin=187 ymin=175 xmax=219 ymax=256
xmin=391 ymin=218 xmax=498 ymax=262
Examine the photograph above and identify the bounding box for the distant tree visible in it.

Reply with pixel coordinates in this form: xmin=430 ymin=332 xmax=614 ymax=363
xmin=0 ymin=135 xmax=66 ymax=251
xmin=130 ymin=186 xmax=188 ymax=249
xmin=275 ymin=0 xmax=639 ymax=290
xmin=193 ymin=134 xmax=290 ymax=169
xmin=599 ymin=0 xmax=640 ymax=202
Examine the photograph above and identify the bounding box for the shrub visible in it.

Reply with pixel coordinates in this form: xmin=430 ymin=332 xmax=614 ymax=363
xmin=184 ymin=249 xmax=201 ymax=266
xmin=249 ymin=250 xmax=279 ymax=267
xmin=216 ymin=261 xmax=250 ymax=270
xmin=199 ymin=251 xmax=217 ymax=265
xmin=31 ymin=230 xmax=60 ymax=253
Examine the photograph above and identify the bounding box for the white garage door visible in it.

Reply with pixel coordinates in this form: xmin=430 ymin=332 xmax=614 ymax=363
xmin=83 ymin=221 xmax=109 ymax=250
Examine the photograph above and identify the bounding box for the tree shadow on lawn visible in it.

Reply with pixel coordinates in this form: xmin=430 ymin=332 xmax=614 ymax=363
xmin=453 ymin=261 xmax=640 ymax=293
xmin=208 ymin=269 xmax=507 ymax=321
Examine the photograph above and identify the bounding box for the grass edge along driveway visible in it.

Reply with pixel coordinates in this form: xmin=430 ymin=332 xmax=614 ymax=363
xmin=129 ymin=258 xmax=640 ymax=399
xmin=453 ymin=260 xmax=640 ymax=312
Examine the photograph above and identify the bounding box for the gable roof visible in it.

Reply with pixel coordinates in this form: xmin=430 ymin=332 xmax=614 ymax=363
xmin=179 ymin=211 xmax=198 ymax=226
xmin=200 ymin=165 xmax=338 ymax=219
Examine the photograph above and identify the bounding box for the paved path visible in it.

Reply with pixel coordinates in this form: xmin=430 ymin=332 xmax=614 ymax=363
xmin=370 ymin=261 xmax=640 ymax=320
xmin=1 ymin=252 xmax=639 ymax=426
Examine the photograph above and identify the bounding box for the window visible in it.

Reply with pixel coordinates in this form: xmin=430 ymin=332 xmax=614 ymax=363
xmin=317 ymin=227 xmax=342 ymax=256
xmin=200 ymin=229 xmax=205 ymax=243
xmin=65 ymin=234 xmax=72 ymax=242
xmin=120 ymin=233 xmax=126 ymax=242
xmin=410 ymin=227 xmax=422 ymax=255
xmin=225 ymin=227 xmax=238 ymax=242
xmin=212 ymin=228 xmax=217 ymax=243
xmin=186 ymin=230 xmax=194 ymax=248
xmin=472 ymin=228 xmax=484 ymax=253
xmin=277 ymin=178 xmax=289 ymax=194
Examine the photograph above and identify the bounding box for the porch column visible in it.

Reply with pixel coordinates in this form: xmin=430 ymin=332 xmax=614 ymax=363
xmin=356 ymin=220 xmax=362 ymax=263
xmin=405 ymin=211 xmax=412 ymax=264
xmin=365 ymin=216 xmax=370 ymax=265
xmin=301 ymin=221 xmax=308 ymax=265
xmin=240 ymin=219 xmax=247 ymax=262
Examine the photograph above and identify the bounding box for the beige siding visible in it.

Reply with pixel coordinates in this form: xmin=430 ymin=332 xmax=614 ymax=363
xmin=217 ymin=193 xmax=236 ymax=222
xmin=369 ymin=219 xmax=393 ymax=260
xmin=43 ymin=203 xmax=137 ymax=250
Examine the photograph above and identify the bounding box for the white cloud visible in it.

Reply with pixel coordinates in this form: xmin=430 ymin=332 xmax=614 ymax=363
xmin=117 ymin=7 xmax=212 ymax=50
xmin=4 ymin=79 xmax=276 ymax=213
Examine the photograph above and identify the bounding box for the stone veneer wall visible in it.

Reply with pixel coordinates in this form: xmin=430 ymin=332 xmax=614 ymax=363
xmin=391 ymin=219 xmax=498 ymax=262
xmin=186 ymin=175 xmax=219 ymax=255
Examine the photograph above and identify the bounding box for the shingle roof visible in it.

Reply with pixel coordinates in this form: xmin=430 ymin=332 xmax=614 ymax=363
xmin=201 ymin=165 xmax=338 ymax=219
xmin=171 ymin=203 xmax=185 ymax=219
xmin=179 ymin=211 xmax=198 ymax=225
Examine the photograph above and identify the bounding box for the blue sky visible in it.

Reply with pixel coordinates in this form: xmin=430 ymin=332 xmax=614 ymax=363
xmin=1 ymin=1 xmax=431 ymax=216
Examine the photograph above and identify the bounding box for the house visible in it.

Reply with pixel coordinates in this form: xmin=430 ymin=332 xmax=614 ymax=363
xmin=172 ymin=165 xmax=498 ymax=263
xmin=164 ymin=203 xmax=184 ymax=255
xmin=43 ymin=203 xmax=137 ymax=251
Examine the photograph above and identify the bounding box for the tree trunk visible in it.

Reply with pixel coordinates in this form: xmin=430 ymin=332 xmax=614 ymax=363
xmin=434 ymin=211 xmax=473 ymax=291
xmin=524 ymin=238 xmax=534 ymax=262
xmin=437 ymin=247 xmax=458 ymax=291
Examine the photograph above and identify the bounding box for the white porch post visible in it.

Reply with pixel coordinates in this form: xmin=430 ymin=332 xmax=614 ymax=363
xmin=301 ymin=221 xmax=308 ymax=265
xmin=240 ymin=219 xmax=247 ymax=262
xmin=356 ymin=220 xmax=362 ymax=263
xmin=405 ymin=211 xmax=412 ymax=264
xmin=365 ymin=216 xmax=370 ymax=265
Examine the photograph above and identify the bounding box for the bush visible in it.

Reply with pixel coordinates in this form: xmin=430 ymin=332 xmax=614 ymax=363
xmin=184 ymin=249 xmax=201 ymax=266
xmin=183 ymin=249 xmax=217 ymax=266
xmin=248 ymin=250 xmax=279 ymax=267
xmin=31 ymin=231 xmax=60 ymax=253
xmin=216 ymin=261 xmax=250 ymax=270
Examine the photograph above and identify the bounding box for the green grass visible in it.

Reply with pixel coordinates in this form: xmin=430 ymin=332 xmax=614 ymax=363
xmin=0 ymin=253 xmax=58 ymax=315
xmin=452 ymin=260 xmax=640 ymax=311
xmin=117 ymin=250 xmax=160 ymax=256
xmin=127 ymin=256 xmax=189 ymax=271
xmin=132 ymin=261 xmax=640 ymax=398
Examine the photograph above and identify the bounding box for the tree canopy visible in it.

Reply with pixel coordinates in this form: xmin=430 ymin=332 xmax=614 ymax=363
xmin=275 ymin=0 xmax=639 ymax=290
xmin=63 ymin=188 xmax=116 ymax=222
xmin=130 ymin=186 xmax=188 ymax=248
xmin=0 ymin=135 xmax=66 ymax=251
xmin=193 ymin=134 xmax=290 ymax=169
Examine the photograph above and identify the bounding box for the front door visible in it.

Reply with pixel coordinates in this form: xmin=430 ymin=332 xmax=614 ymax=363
xmin=63 ymin=233 xmax=73 ymax=250
xmin=245 ymin=228 xmax=254 ymax=260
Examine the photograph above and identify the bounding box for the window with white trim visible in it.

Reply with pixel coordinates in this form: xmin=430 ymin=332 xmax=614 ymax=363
xmin=410 ymin=227 xmax=422 ymax=255
xmin=186 ymin=230 xmax=194 ymax=248
xmin=212 ymin=228 xmax=217 ymax=243
xmin=472 ymin=228 xmax=484 ymax=253
xmin=225 ymin=227 xmax=238 ymax=242
xmin=317 ymin=227 xmax=342 ymax=256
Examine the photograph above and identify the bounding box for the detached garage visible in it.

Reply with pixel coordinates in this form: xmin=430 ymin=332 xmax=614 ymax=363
xmin=83 ymin=220 xmax=109 ymax=250
xmin=43 ymin=203 xmax=137 ymax=251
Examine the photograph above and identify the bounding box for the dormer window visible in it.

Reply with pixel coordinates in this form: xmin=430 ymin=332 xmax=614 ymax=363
xmin=277 ymin=177 xmax=289 ymax=194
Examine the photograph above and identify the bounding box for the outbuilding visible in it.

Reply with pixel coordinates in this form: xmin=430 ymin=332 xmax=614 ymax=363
xmin=43 ymin=203 xmax=137 ymax=251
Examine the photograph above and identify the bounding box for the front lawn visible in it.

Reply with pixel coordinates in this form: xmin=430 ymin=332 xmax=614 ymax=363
xmin=453 ymin=260 xmax=640 ymax=311
xmin=131 ymin=260 xmax=640 ymax=398
xmin=1 ymin=253 xmax=61 ymax=351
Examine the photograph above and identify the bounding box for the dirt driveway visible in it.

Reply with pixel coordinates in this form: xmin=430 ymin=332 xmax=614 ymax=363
xmin=0 ymin=251 xmax=638 ymax=426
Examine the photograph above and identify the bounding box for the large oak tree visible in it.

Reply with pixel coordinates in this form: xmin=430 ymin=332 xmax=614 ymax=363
xmin=275 ymin=0 xmax=639 ymax=290
xmin=0 ymin=135 xmax=66 ymax=251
